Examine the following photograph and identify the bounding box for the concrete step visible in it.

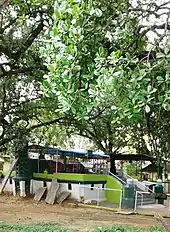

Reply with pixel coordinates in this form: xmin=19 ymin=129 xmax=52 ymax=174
xmin=136 ymin=193 xmax=156 ymax=206
xmin=137 ymin=197 xmax=156 ymax=206
xmin=137 ymin=199 xmax=155 ymax=204
xmin=137 ymin=201 xmax=155 ymax=206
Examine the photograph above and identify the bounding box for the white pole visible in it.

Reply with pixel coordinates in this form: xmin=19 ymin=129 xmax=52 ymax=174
xmin=79 ymin=182 xmax=81 ymax=201
xmin=119 ymin=190 xmax=122 ymax=210
xmin=20 ymin=181 xmax=26 ymax=197
xmin=141 ymin=194 xmax=143 ymax=206
xmin=12 ymin=179 xmax=16 ymax=196
xmin=134 ymin=191 xmax=138 ymax=212
xmin=97 ymin=187 xmax=99 ymax=206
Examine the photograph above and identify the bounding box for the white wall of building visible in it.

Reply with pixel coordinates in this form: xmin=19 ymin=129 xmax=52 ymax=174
xmin=3 ymin=179 xmax=106 ymax=202
xmin=30 ymin=180 xmax=44 ymax=194
xmin=3 ymin=179 xmax=13 ymax=192
xmin=80 ymin=184 xmax=105 ymax=202
xmin=31 ymin=180 xmax=105 ymax=202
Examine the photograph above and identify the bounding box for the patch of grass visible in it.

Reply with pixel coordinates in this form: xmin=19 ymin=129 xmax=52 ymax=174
xmin=92 ymin=225 xmax=165 ymax=232
xmin=0 ymin=223 xmax=69 ymax=232
xmin=0 ymin=223 xmax=165 ymax=232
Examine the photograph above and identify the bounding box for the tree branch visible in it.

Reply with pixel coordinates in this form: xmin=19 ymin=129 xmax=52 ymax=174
xmin=0 ymin=65 xmax=48 ymax=77
xmin=12 ymin=21 xmax=44 ymax=61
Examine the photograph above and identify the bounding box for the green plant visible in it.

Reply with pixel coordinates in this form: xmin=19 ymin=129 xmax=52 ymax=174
xmin=92 ymin=225 xmax=165 ymax=232
xmin=0 ymin=223 xmax=69 ymax=232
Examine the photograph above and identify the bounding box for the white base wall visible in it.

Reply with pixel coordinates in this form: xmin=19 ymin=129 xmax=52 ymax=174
xmin=80 ymin=184 xmax=105 ymax=202
xmin=2 ymin=179 xmax=106 ymax=202
xmin=31 ymin=180 xmax=106 ymax=202
xmin=2 ymin=179 xmax=13 ymax=192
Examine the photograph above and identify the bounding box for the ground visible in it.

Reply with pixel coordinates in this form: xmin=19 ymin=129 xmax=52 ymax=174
xmin=0 ymin=195 xmax=169 ymax=231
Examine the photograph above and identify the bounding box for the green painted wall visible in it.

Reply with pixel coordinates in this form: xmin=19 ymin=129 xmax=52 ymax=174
xmin=105 ymin=175 xmax=123 ymax=204
xmin=33 ymin=173 xmax=106 ymax=182
xmin=33 ymin=172 xmax=123 ymax=204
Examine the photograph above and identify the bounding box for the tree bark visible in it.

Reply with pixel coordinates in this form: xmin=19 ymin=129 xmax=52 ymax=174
xmin=110 ymin=154 xmax=116 ymax=175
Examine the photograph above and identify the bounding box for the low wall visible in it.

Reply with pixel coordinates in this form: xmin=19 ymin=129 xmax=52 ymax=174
xmin=1 ymin=173 xmax=123 ymax=204
xmin=31 ymin=179 xmax=105 ymax=202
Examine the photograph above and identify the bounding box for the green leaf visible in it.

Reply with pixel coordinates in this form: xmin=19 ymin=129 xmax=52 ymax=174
xmin=49 ymin=64 xmax=55 ymax=72
xmin=157 ymin=53 xmax=165 ymax=58
xmin=145 ymin=104 xmax=150 ymax=113
xmin=95 ymin=8 xmax=102 ymax=17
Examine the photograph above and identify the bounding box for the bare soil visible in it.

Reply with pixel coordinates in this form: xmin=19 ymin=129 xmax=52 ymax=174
xmin=0 ymin=195 xmax=168 ymax=231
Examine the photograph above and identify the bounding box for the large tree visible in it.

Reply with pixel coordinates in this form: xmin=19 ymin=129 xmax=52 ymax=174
xmin=41 ymin=0 xmax=145 ymax=173
xmin=0 ymin=0 xmax=68 ymax=151
xmin=43 ymin=0 xmax=170 ymax=175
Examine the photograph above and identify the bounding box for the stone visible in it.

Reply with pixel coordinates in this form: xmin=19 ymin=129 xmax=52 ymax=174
xmin=34 ymin=187 xmax=47 ymax=201
xmin=56 ymin=191 xmax=71 ymax=204
xmin=45 ymin=179 xmax=59 ymax=204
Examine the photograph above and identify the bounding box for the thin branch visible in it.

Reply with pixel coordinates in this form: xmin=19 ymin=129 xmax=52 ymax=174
xmin=27 ymin=117 xmax=67 ymax=131
xmin=12 ymin=21 xmax=44 ymax=61
xmin=0 ymin=65 xmax=48 ymax=77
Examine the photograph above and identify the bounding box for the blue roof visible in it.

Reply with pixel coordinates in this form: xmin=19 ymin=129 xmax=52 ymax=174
xmin=28 ymin=146 xmax=109 ymax=158
xmin=58 ymin=148 xmax=109 ymax=158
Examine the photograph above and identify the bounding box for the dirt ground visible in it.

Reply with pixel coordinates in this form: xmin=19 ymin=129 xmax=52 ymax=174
xmin=0 ymin=195 xmax=169 ymax=231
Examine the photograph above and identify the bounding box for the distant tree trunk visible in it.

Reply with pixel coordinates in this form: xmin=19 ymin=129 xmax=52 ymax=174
xmin=110 ymin=154 xmax=116 ymax=175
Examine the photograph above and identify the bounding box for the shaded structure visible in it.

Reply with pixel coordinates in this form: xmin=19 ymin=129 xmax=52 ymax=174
xmin=114 ymin=153 xmax=154 ymax=162
xmin=28 ymin=145 xmax=110 ymax=175
xmin=28 ymin=145 xmax=156 ymax=180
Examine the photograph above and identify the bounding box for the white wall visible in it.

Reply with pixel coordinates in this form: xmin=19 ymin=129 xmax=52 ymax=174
xmin=30 ymin=180 xmax=44 ymax=194
xmin=80 ymin=184 xmax=105 ymax=202
xmin=3 ymin=179 xmax=106 ymax=203
xmin=31 ymin=180 xmax=106 ymax=202
xmin=31 ymin=180 xmax=80 ymax=199
xmin=3 ymin=179 xmax=13 ymax=192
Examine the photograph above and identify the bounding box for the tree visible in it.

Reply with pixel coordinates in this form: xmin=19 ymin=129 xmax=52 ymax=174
xmin=43 ymin=0 xmax=170 ymax=176
xmin=0 ymin=0 xmax=70 ymax=152
xmin=41 ymin=0 xmax=146 ymax=173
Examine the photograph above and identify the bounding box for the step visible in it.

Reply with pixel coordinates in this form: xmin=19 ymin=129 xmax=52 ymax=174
xmin=137 ymin=198 xmax=155 ymax=203
xmin=137 ymin=199 xmax=155 ymax=202
xmin=137 ymin=199 xmax=155 ymax=205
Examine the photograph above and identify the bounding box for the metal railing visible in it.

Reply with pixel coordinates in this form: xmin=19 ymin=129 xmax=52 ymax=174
xmin=123 ymin=172 xmax=132 ymax=180
xmin=134 ymin=190 xmax=155 ymax=211
xmin=108 ymin=171 xmax=126 ymax=185
xmin=136 ymin=181 xmax=155 ymax=193
xmin=122 ymin=172 xmax=155 ymax=194
xmin=79 ymin=184 xmax=123 ymax=210
xmin=134 ymin=191 xmax=143 ymax=211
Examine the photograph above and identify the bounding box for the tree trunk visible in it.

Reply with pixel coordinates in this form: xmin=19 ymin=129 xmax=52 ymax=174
xmin=110 ymin=154 xmax=116 ymax=175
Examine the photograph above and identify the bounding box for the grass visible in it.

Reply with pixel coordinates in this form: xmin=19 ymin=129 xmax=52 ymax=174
xmin=92 ymin=225 xmax=165 ymax=231
xmin=0 ymin=223 xmax=165 ymax=232
xmin=0 ymin=223 xmax=69 ymax=232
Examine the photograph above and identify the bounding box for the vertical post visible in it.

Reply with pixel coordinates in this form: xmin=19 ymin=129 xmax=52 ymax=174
xmin=13 ymin=132 xmax=32 ymax=196
xmin=20 ymin=181 xmax=26 ymax=197
xmin=79 ymin=182 xmax=81 ymax=201
xmin=119 ymin=190 xmax=122 ymax=211
xmin=12 ymin=179 xmax=16 ymax=196
xmin=73 ymin=154 xmax=74 ymax=173
xmin=38 ymin=154 xmax=39 ymax=173
xmin=157 ymin=156 xmax=163 ymax=180
xmin=63 ymin=154 xmax=67 ymax=172
xmin=141 ymin=194 xmax=143 ymax=206
xmin=136 ymin=161 xmax=138 ymax=176
xmin=55 ymin=155 xmax=58 ymax=173
xmin=134 ymin=191 xmax=138 ymax=212
xmin=97 ymin=187 xmax=99 ymax=206
xmin=140 ymin=155 xmax=143 ymax=181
